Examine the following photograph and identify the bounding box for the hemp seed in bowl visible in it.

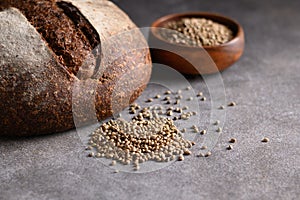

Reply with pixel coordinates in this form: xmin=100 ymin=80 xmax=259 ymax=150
xmin=150 ymin=12 xmax=245 ymax=74
xmin=160 ymin=17 xmax=233 ymax=47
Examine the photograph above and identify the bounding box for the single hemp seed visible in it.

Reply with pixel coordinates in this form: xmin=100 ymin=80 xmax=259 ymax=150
xmin=85 ymin=146 xmax=92 ymax=150
xmin=110 ymin=160 xmax=116 ymax=166
xmin=88 ymin=152 xmax=94 ymax=157
xmin=201 ymin=145 xmax=207 ymax=150
xmin=187 ymin=97 xmax=193 ymax=101
xmin=146 ymin=98 xmax=153 ymax=103
xmin=193 ymin=127 xmax=199 ymax=133
xmin=261 ymin=137 xmax=270 ymax=143
xmin=197 ymin=92 xmax=203 ymax=97
xmin=228 ymin=101 xmax=236 ymax=107
xmin=229 ymin=138 xmax=237 ymax=143
xmin=205 ymin=152 xmax=212 ymax=157
xmin=178 ymin=154 xmax=184 ymax=161
xmin=227 ymin=145 xmax=233 ymax=150
xmin=200 ymin=130 xmax=207 ymax=135
xmin=197 ymin=153 xmax=205 ymax=157
xmin=165 ymin=90 xmax=171 ymax=95
xmin=166 ymin=110 xmax=173 ymax=116
xmin=164 ymin=96 xmax=170 ymax=101
xmin=182 ymin=106 xmax=189 ymax=110
xmin=183 ymin=149 xmax=191 ymax=155
xmin=214 ymin=120 xmax=220 ymax=125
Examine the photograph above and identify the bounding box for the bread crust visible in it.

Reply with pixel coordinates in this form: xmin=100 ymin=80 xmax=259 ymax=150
xmin=0 ymin=1 xmax=152 ymax=136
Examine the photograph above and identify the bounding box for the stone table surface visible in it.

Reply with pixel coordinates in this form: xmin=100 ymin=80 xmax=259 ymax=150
xmin=1 ymin=0 xmax=300 ymax=199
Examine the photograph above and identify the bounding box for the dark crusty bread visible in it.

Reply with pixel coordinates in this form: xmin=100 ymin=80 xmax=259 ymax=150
xmin=0 ymin=0 xmax=152 ymax=136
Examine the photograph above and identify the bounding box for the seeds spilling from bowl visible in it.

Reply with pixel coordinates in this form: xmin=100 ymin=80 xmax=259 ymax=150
xmin=160 ymin=17 xmax=233 ymax=47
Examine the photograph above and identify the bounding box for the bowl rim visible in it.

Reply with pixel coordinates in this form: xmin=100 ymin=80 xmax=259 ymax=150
xmin=150 ymin=12 xmax=244 ymax=49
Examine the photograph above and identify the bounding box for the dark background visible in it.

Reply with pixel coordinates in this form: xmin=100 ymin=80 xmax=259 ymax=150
xmin=0 ymin=0 xmax=299 ymax=199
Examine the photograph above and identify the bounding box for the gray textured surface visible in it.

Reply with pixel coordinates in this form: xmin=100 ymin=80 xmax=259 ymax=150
xmin=1 ymin=0 xmax=300 ymax=199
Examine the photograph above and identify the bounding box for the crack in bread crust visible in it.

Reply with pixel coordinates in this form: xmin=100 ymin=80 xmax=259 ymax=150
xmin=7 ymin=0 xmax=100 ymax=76
xmin=0 ymin=1 xmax=152 ymax=136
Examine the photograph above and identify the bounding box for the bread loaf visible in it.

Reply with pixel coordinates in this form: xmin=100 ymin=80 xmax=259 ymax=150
xmin=0 ymin=0 xmax=152 ymax=136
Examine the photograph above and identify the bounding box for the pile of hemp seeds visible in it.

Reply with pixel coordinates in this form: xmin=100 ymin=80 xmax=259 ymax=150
xmin=85 ymin=86 xmax=236 ymax=171
xmin=160 ymin=17 xmax=233 ymax=47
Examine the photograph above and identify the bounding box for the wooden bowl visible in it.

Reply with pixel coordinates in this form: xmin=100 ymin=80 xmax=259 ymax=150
xmin=149 ymin=12 xmax=245 ymax=74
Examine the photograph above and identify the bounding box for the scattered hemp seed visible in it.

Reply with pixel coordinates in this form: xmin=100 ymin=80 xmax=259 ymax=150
xmin=197 ymin=153 xmax=205 ymax=157
xmin=205 ymin=152 xmax=212 ymax=157
xmin=219 ymin=105 xmax=225 ymax=110
xmin=110 ymin=160 xmax=117 ymax=166
xmin=95 ymin=153 xmax=102 ymax=158
xmin=129 ymin=110 xmax=136 ymax=114
xmin=174 ymin=100 xmax=180 ymax=105
xmin=228 ymin=101 xmax=236 ymax=106
xmin=166 ymin=100 xmax=171 ymax=104
xmin=214 ymin=120 xmax=220 ymax=125
xmin=165 ymin=90 xmax=171 ymax=95
xmin=261 ymin=137 xmax=270 ymax=143
xmin=166 ymin=110 xmax=173 ymax=116
xmin=186 ymin=86 xmax=191 ymax=90
xmin=183 ymin=149 xmax=191 ymax=155
xmin=178 ymin=154 xmax=184 ymax=161
xmin=176 ymin=95 xmax=183 ymax=100
xmin=229 ymin=138 xmax=237 ymax=143
xmin=197 ymin=92 xmax=203 ymax=97
xmin=130 ymin=104 xmax=136 ymax=108
xmin=89 ymin=109 xmax=194 ymax=170
xmin=167 ymin=107 xmax=174 ymax=111
xmin=227 ymin=145 xmax=233 ymax=150
xmin=85 ymin=146 xmax=92 ymax=150
xmin=187 ymin=97 xmax=193 ymax=101
xmin=134 ymin=165 xmax=140 ymax=171
xmin=155 ymin=94 xmax=161 ymax=99
xmin=181 ymin=114 xmax=189 ymax=120
xmin=170 ymin=155 xmax=176 ymax=161
xmin=201 ymin=145 xmax=207 ymax=150
xmin=217 ymin=127 xmax=222 ymax=132
xmin=200 ymin=97 xmax=206 ymax=101
xmin=146 ymin=98 xmax=153 ymax=103
xmin=88 ymin=152 xmax=94 ymax=157
xmin=181 ymin=128 xmax=186 ymax=133
xmin=194 ymin=128 xmax=199 ymax=133
xmin=192 ymin=125 xmax=197 ymax=129
xmin=200 ymin=130 xmax=207 ymax=135
xmin=114 ymin=169 xmax=119 ymax=173
xmin=182 ymin=106 xmax=189 ymax=110
xmin=177 ymin=90 xmax=182 ymax=94
xmin=164 ymin=96 xmax=170 ymax=101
